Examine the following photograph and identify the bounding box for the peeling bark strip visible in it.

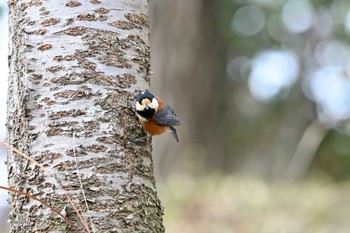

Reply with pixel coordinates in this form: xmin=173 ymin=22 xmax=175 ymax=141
xmin=7 ymin=1 xmax=164 ymax=232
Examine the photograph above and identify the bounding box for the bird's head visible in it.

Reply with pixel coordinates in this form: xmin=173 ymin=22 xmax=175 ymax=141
xmin=135 ymin=91 xmax=159 ymax=121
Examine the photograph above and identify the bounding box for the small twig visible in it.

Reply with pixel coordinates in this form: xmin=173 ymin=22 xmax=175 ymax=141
xmin=72 ymin=132 xmax=96 ymax=233
xmin=1 ymin=141 xmax=48 ymax=173
xmin=0 ymin=185 xmax=81 ymax=233
xmin=1 ymin=141 xmax=91 ymax=232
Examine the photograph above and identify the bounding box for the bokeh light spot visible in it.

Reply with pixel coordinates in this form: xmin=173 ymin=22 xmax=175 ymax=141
xmin=309 ymin=66 xmax=350 ymax=123
xmin=232 ymin=5 xmax=265 ymax=36
xmin=249 ymin=50 xmax=299 ymax=101
xmin=282 ymin=0 xmax=315 ymax=33
xmin=315 ymin=40 xmax=350 ymax=66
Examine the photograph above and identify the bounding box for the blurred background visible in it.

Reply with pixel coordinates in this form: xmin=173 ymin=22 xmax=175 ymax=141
xmin=2 ymin=0 xmax=350 ymax=232
xmin=150 ymin=0 xmax=350 ymax=232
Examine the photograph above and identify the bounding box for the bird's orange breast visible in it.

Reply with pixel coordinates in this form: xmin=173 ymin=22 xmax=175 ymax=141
xmin=142 ymin=119 xmax=169 ymax=136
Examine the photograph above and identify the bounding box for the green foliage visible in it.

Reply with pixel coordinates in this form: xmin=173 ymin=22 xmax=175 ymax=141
xmin=313 ymin=130 xmax=350 ymax=180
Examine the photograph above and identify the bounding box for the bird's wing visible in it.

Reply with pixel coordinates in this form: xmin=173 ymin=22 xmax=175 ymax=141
xmin=153 ymin=104 xmax=182 ymax=126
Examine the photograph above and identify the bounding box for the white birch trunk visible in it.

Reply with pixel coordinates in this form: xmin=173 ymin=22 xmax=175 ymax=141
xmin=7 ymin=0 xmax=164 ymax=232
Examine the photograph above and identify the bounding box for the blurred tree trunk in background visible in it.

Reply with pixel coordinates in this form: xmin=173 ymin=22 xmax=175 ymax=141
xmin=232 ymin=86 xmax=317 ymax=178
xmin=7 ymin=1 xmax=164 ymax=232
xmin=150 ymin=0 xmax=229 ymax=174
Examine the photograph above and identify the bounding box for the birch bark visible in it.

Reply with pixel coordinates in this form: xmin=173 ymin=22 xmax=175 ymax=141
xmin=7 ymin=0 xmax=164 ymax=232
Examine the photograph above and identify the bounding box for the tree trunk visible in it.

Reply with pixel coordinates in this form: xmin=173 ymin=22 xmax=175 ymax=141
xmin=7 ymin=1 xmax=164 ymax=232
xmin=150 ymin=0 xmax=228 ymax=174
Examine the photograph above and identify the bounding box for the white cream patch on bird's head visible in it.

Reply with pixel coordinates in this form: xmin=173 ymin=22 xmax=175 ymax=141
xmin=149 ymin=98 xmax=159 ymax=111
xmin=136 ymin=101 xmax=145 ymax=111
xmin=136 ymin=97 xmax=159 ymax=111
xmin=141 ymin=98 xmax=151 ymax=106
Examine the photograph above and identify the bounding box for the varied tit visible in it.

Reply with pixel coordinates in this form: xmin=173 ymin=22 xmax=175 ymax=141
xmin=132 ymin=91 xmax=181 ymax=142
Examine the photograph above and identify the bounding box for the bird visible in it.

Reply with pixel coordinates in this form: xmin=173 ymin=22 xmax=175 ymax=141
xmin=131 ymin=90 xmax=181 ymax=142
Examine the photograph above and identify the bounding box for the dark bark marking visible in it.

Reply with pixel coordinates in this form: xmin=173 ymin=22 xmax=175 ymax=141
xmin=60 ymin=26 xmax=87 ymax=36
xmin=90 ymin=0 xmax=101 ymax=4
xmin=65 ymin=1 xmax=81 ymax=7
xmin=53 ymin=90 xmax=90 ymax=100
xmin=110 ymin=21 xmax=140 ymax=30
xmin=41 ymin=18 xmax=60 ymax=26
xmin=125 ymin=13 xmax=150 ymax=28
xmin=49 ymin=109 xmax=87 ymax=120
xmin=77 ymin=13 xmax=107 ymax=21
xmin=47 ymin=66 xmax=62 ymax=73
xmin=94 ymin=7 xmax=110 ymax=14
xmin=34 ymin=152 xmax=63 ymax=163
xmin=66 ymin=144 xmax=108 ymax=157
xmin=37 ymin=44 xmax=52 ymax=51
xmin=34 ymin=29 xmax=47 ymax=35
